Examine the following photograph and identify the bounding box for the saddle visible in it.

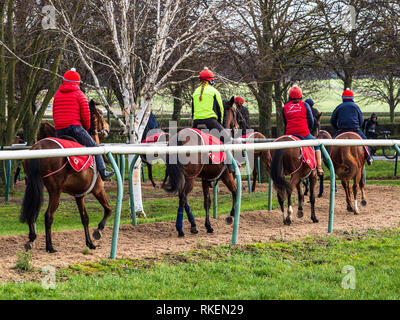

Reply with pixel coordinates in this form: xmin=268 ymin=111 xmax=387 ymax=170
xmin=185 ymin=128 xmax=226 ymax=164
xmin=43 ymin=137 xmax=94 ymax=172
xmin=273 ymin=135 xmax=316 ymax=170
xmin=141 ymin=131 xmax=168 ymax=144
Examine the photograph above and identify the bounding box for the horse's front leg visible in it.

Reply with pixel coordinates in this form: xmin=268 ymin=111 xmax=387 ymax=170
xmin=309 ymin=172 xmax=318 ymax=223
xmin=318 ymin=174 xmax=324 ymax=197
xmin=296 ymin=183 xmax=304 ymax=218
xmin=359 ymin=165 xmax=367 ymax=207
xmin=75 ymin=196 xmax=96 ymax=249
xmin=176 ymin=177 xmax=195 ymax=237
xmin=147 ymin=162 xmax=157 ymax=188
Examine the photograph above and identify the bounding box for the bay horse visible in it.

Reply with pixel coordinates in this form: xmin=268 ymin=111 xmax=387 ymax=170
xmin=20 ymin=101 xmax=112 ymax=253
xmin=162 ymin=97 xmax=238 ymax=237
xmin=235 ymin=107 xmax=271 ymax=191
xmin=270 ymin=111 xmax=322 ymax=225
xmin=330 ymin=132 xmax=368 ymax=214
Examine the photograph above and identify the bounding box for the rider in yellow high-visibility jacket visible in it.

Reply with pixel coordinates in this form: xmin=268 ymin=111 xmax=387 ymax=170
xmin=191 ymin=68 xmax=225 ymax=138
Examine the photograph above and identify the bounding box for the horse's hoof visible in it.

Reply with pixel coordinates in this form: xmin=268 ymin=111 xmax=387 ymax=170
xmin=225 ymin=217 xmax=233 ymax=225
xmin=46 ymin=248 xmax=57 ymax=253
xmin=283 ymin=219 xmax=292 ymax=226
xmin=361 ymin=200 xmax=367 ymax=206
xmin=347 ymin=206 xmax=354 ymax=213
xmin=312 ymin=218 xmax=319 ymax=223
xmin=318 ymin=193 xmax=323 ymax=198
xmin=24 ymin=242 xmax=33 ymax=252
xmin=88 ymin=244 xmax=96 ymax=250
xmin=296 ymin=211 xmax=304 ymax=219
xmin=92 ymin=229 xmax=102 ymax=240
xmin=178 ymin=232 xmax=185 ymax=238
xmin=207 ymin=228 xmax=214 ymax=234
xmin=190 ymin=227 xmax=199 ymax=234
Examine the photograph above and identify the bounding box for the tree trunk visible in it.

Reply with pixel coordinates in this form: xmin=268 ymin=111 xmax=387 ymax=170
xmin=274 ymin=81 xmax=284 ymax=136
xmin=257 ymin=82 xmax=273 ymax=137
xmin=172 ymin=85 xmax=183 ymax=122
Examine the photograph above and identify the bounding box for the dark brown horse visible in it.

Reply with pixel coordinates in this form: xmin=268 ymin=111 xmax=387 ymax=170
xmin=270 ymin=112 xmax=322 ymax=225
xmin=330 ymin=132 xmax=367 ymax=214
xmin=20 ymin=102 xmax=112 ymax=253
xmin=163 ymin=98 xmax=238 ymax=237
xmin=303 ymin=129 xmax=333 ymax=198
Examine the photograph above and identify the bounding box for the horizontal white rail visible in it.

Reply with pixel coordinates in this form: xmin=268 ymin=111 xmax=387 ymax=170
xmin=0 ymin=139 xmax=399 ymax=161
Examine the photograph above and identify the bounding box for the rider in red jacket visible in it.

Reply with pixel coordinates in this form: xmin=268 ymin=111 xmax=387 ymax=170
xmin=52 ymin=68 xmax=114 ymax=181
xmin=282 ymin=85 xmax=324 ymax=175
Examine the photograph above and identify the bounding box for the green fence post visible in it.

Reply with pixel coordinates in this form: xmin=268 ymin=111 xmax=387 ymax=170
xmin=107 ymin=152 xmax=123 ymax=259
xmin=213 ymin=180 xmax=219 ymax=219
xmin=257 ymin=157 xmax=261 ymax=184
xmin=5 ymin=160 xmax=11 ymax=202
xmin=394 ymin=145 xmax=400 ymax=177
xmin=129 ymin=154 xmax=140 ymax=226
xmin=120 ymin=155 xmax=125 ymax=183
xmin=321 ymin=144 xmax=335 ymax=233
xmin=243 ymin=150 xmax=252 ymax=193
xmin=227 ymin=150 xmax=242 ymax=245
xmin=268 ymin=176 xmax=273 ymax=212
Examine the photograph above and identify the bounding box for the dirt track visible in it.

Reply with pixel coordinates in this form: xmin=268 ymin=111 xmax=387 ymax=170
xmin=1 ymin=184 xmax=400 ymax=282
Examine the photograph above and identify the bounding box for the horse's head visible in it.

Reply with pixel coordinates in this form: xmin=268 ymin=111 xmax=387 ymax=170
xmin=89 ymin=100 xmax=110 ymax=140
xmin=310 ymin=107 xmax=322 ymax=138
xmin=223 ymin=96 xmax=239 ymax=130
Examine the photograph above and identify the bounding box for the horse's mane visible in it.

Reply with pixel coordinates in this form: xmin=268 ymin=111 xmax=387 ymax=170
xmin=223 ymin=97 xmax=235 ymax=127
xmin=236 ymin=105 xmax=251 ymax=130
xmin=89 ymin=99 xmax=99 ymax=135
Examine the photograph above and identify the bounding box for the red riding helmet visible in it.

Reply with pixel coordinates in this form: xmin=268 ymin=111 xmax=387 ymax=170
xmin=289 ymin=85 xmax=302 ymax=99
xmin=342 ymin=88 xmax=354 ymax=100
xmin=234 ymin=97 xmax=244 ymax=105
xmin=199 ymin=68 xmax=215 ymax=81
xmin=63 ymin=68 xmax=81 ymax=84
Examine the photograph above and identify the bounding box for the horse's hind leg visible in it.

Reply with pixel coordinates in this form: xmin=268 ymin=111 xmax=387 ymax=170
xmin=202 ymin=178 xmax=214 ymax=233
xmin=318 ymin=174 xmax=324 ymax=198
xmin=91 ymin=185 xmax=112 ymax=240
xmin=45 ymin=192 xmax=61 ymax=253
xmin=176 ymin=177 xmax=196 ymax=237
xmin=75 ymin=197 xmax=96 ymax=249
xmin=353 ymin=172 xmax=361 ymax=215
xmin=184 ymin=178 xmax=198 ymax=234
xmin=309 ymin=172 xmax=318 ymax=223
xmin=342 ymin=180 xmax=354 ymax=212
xmin=296 ymin=183 xmax=304 ymax=218
xmin=147 ymin=163 xmax=157 ymax=188
xmin=220 ymin=171 xmax=237 ymax=226
xmin=359 ymin=165 xmax=367 ymax=207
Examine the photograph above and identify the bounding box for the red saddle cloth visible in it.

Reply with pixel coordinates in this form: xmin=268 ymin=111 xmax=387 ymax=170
xmin=275 ymin=135 xmax=316 ymax=170
xmin=141 ymin=131 xmax=168 ymax=144
xmin=188 ymin=128 xmax=226 ymax=164
xmin=44 ymin=138 xmax=94 ymax=172
xmin=335 ymin=132 xmax=370 ymax=157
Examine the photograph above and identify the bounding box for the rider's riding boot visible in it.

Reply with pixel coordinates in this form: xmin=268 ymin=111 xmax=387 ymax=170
xmin=100 ymin=169 xmax=115 ymax=181
xmin=315 ymin=150 xmax=324 ymax=176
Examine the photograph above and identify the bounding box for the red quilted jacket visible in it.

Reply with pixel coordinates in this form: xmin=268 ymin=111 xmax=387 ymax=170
xmin=52 ymin=84 xmax=90 ymax=130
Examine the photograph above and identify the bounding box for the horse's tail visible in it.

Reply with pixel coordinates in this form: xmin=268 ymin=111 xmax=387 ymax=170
xmin=20 ymin=159 xmax=44 ymax=224
xmin=163 ymin=141 xmax=184 ymax=194
xmin=270 ymin=149 xmax=291 ymax=200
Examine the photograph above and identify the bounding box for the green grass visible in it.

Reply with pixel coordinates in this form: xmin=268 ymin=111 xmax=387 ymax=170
xmin=2 ymin=229 xmax=400 ymax=299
